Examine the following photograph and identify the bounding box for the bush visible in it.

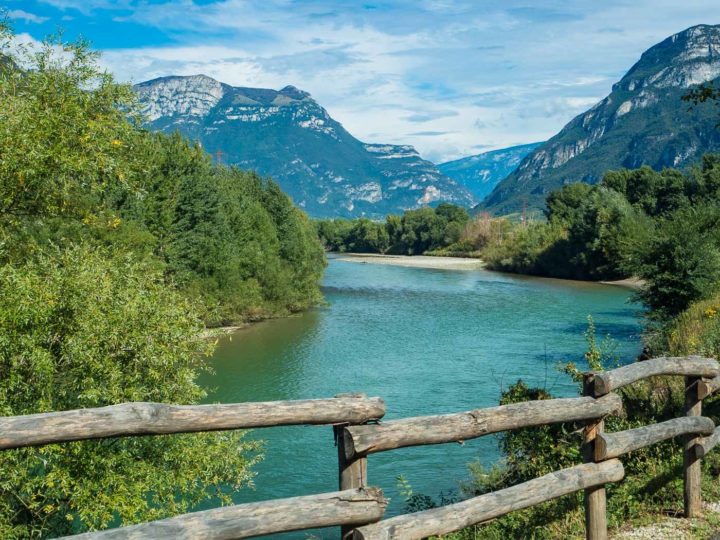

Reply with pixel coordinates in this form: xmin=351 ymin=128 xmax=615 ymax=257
xmin=0 ymin=247 xmax=259 ymax=538
xmin=634 ymin=203 xmax=720 ymax=321
xmin=665 ymin=293 xmax=720 ymax=360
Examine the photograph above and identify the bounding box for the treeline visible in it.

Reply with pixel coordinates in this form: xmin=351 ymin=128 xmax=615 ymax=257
xmin=316 ymin=203 xmax=469 ymax=255
xmin=471 ymin=156 xmax=720 ymax=322
xmin=0 ymin=28 xmax=323 ymax=537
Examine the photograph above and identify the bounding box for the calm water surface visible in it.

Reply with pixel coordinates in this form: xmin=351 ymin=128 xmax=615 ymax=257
xmin=202 ymin=256 xmax=642 ymax=535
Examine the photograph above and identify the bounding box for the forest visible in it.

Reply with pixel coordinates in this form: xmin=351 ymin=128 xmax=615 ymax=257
xmin=0 ymin=28 xmax=324 ymax=537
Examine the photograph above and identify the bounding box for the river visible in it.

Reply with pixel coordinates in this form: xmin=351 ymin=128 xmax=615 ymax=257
xmin=202 ymin=255 xmax=642 ymax=536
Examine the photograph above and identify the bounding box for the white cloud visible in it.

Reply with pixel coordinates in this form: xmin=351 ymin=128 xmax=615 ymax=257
xmin=8 ymin=10 xmax=49 ymax=24
xmin=29 ymin=0 xmax=720 ymax=162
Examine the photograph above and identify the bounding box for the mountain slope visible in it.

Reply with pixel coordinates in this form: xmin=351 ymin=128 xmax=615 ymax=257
xmin=134 ymin=76 xmax=474 ymax=218
xmin=482 ymin=24 xmax=720 ymax=215
xmin=438 ymin=142 xmax=542 ymax=202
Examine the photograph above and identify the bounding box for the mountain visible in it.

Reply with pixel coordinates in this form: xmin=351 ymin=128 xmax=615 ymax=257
xmin=134 ymin=75 xmax=474 ymax=218
xmin=438 ymin=142 xmax=542 ymax=202
xmin=482 ymin=24 xmax=720 ymax=215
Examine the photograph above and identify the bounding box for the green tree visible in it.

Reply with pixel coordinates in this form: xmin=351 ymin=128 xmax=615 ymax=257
xmin=0 ymin=27 xmax=141 ymax=223
xmin=545 ymin=182 xmax=594 ymax=226
xmin=634 ymin=203 xmax=720 ymax=321
xmin=0 ymin=247 xmax=259 ymax=538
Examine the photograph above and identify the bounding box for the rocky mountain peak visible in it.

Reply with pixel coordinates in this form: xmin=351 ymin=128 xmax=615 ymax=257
xmin=135 ymin=75 xmax=227 ymax=121
xmin=278 ymin=85 xmax=311 ymax=100
xmin=481 ymin=24 xmax=720 ymax=215
xmin=615 ymin=24 xmax=720 ymax=92
xmin=136 ymin=75 xmax=473 ymax=217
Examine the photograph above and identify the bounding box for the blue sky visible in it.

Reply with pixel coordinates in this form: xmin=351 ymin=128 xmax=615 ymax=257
xmin=7 ymin=1 xmax=720 ymax=162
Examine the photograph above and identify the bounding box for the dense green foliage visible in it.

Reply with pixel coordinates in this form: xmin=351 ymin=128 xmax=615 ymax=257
xmin=0 ymin=248 xmax=259 ymax=538
xmin=0 ymin=29 xmax=325 ymax=327
xmin=316 ymin=203 xmax=469 ymax=255
xmin=116 ymin=133 xmax=325 ymax=325
xmin=474 ymin=158 xmax=720 ymax=323
xmin=0 ymin=26 xmax=323 ymax=537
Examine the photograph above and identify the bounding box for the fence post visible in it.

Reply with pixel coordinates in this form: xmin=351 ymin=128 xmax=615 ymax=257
xmin=334 ymin=393 xmax=370 ymax=539
xmin=583 ymin=373 xmax=607 ymax=540
xmin=334 ymin=426 xmax=367 ymax=539
xmin=685 ymin=375 xmax=702 ymax=517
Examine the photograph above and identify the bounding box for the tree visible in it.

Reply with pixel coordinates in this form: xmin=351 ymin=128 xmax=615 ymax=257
xmin=0 ymin=248 xmax=258 ymax=538
xmin=545 ymin=182 xmax=593 ymax=226
xmin=0 ymin=26 xmax=141 ymax=222
xmin=635 ymin=203 xmax=720 ymax=321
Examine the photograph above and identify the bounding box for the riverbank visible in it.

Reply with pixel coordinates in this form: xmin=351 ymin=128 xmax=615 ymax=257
xmin=335 ymin=253 xmax=485 ymax=270
xmin=334 ymin=253 xmax=647 ymax=290
xmin=600 ymin=277 xmax=646 ymax=290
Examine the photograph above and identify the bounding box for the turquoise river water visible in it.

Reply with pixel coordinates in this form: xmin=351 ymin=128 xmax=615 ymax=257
xmin=202 ymin=255 xmax=643 ymax=537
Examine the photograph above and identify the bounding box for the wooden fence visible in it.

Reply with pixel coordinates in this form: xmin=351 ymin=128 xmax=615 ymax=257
xmin=3 ymin=356 xmax=720 ymax=539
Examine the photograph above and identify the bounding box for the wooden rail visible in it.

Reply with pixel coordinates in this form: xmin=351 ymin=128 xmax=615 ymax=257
xmin=352 ymin=460 xmax=625 ymax=539
xmin=595 ymin=416 xmax=715 ymax=460
xmin=0 ymin=395 xmax=385 ymax=450
xmin=60 ymin=488 xmax=387 ymax=540
xmin=591 ymin=356 xmax=719 ymax=396
xmin=2 ymin=356 xmax=720 ymax=539
xmin=694 ymin=426 xmax=720 ymax=459
xmin=342 ymin=394 xmax=622 ymax=458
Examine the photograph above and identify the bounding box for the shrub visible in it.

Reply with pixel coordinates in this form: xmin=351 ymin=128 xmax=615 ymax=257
xmin=0 ymin=247 xmax=259 ymax=538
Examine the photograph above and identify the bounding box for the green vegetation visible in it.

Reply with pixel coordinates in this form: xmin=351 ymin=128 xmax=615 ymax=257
xmin=399 ymin=319 xmax=720 ymax=539
xmin=0 ymin=25 xmax=323 ymax=537
xmin=0 ymin=27 xmax=325 ymax=327
xmin=0 ymin=248 xmax=259 ymax=537
xmin=316 ymin=203 xmax=469 ymax=255
xmin=468 ymin=158 xmax=720 ymax=320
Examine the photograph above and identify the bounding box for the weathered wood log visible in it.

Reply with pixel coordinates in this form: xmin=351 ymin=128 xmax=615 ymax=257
xmin=583 ymin=374 xmax=607 ymax=540
xmin=335 ymin=424 xmax=369 ymax=539
xmin=343 ymin=393 xmax=622 ymax=459
xmin=61 ymin=488 xmax=386 ymax=540
xmin=697 ymin=377 xmax=720 ymax=400
xmin=353 ymin=460 xmax=625 ymax=539
xmin=685 ymin=376 xmax=703 ymax=517
xmin=693 ymin=426 xmax=720 ymax=459
xmin=0 ymin=396 xmax=386 ymax=450
xmin=595 ymin=416 xmax=715 ymax=461
xmin=592 ymin=356 xmax=719 ymax=397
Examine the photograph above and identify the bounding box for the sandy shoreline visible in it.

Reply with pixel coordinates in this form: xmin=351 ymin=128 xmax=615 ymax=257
xmin=334 ymin=253 xmax=485 ymax=270
xmin=335 ymin=253 xmax=646 ymax=289
xmin=600 ymin=277 xmax=646 ymax=290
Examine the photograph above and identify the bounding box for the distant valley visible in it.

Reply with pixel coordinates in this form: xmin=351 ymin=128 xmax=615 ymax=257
xmin=438 ymin=143 xmax=542 ymax=202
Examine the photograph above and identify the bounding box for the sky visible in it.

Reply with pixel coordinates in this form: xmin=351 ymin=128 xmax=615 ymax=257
xmin=6 ymin=1 xmax=720 ymax=163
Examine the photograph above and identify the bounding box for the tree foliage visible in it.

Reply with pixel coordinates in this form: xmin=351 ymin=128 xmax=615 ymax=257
xmin=315 ymin=202 xmax=469 ymax=255
xmin=0 ymin=248 xmax=260 ymax=538
xmin=0 ymin=24 xmax=327 ymax=537
xmin=0 ymin=26 xmax=325 ymax=326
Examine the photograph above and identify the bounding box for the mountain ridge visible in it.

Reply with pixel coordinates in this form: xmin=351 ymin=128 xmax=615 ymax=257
xmin=135 ymin=76 xmax=475 ymax=218
xmin=481 ymin=24 xmax=720 ymax=215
